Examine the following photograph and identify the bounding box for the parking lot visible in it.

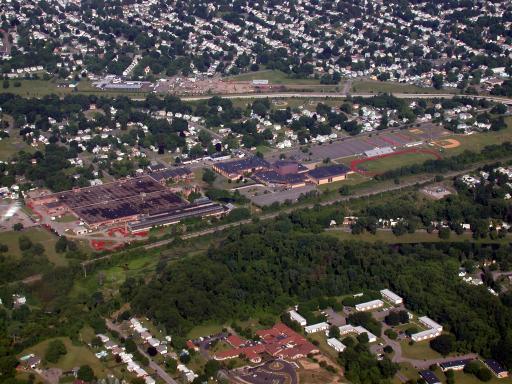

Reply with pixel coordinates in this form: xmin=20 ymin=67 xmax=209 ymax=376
xmin=266 ymin=124 xmax=449 ymax=164
xmin=240 ymin=184 xmax=317 ymax=207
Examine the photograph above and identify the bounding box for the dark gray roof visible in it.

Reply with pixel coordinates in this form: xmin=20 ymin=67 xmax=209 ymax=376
xmin=420 ymin=370 xmax=441 ymax=384
xmin=485 ymin=359 xmax=507 ymax=374
xmin=307 ymin=164 xmax=351 ymax=179
xmin=216 ymin=156 xmax=270 ymax=174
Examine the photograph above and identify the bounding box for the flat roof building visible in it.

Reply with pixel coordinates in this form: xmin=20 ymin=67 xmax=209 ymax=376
xmin=439 ymin=359 xmax=473 ymax=372
xmin=420 ymin=370 xmax=441 ymax=384
xmin=355 ymin=299 xmax=384 ymax=312
xmin=327 ymin=338 xmax=346 ymax=353
xmin=289 ymin=310 xmax=307 ymax=326
xmin=338 ymin=325 xmax=377 ymax=343
xmin=411 ymin=317 xmax=443 ymax=342
xmin=419 ymin=316 xmax=443 ymax=332
xmin=304 ymin=322 xmax=329 ymax=334
xmin=380 ymin=289 xmax=403 ymax=305
xmin=365 ymin=147 xmax=394 ymax=157
xmin=307 ymin=164 xmax=352 ymax=185
xmin=213 ymin=156 xmax=270 ymax=180
xmin=484 ymin=359 xmax=509 ymax=378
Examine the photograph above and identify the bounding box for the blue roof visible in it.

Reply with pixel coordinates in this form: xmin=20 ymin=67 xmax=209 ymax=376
xmin=485 ymin=359 xmax=507 ymax=374
xmin=420 ymin=370 xmax=441 ymax=384
xmin=216 ymin=156 xmax=270 ymax=174
xmin=307 ymin=164 xmax=351 ymax=179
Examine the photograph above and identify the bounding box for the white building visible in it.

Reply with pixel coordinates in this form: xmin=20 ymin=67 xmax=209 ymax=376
xmin=411 ymin=316 xmax=443 ymax=342
xmin=305 ymin=322 xmax=329 ymax=334
xmin=327 ymin=338 xmax=346 ymax=352
xmin=338 ymin=325 xmax=377 ymax=343
xmin=355 ymin=299 xmax=384 ymax=312
xmin=289 ymin=310 xmax=307 ymax=326
xmin=380 ymin=289 xmax=403 ymax=305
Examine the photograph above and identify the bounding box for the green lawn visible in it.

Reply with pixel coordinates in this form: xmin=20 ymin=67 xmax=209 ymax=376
xmin=357 ymin=151 xmax=440 ymax=174
xmin=317 ymin=172 xmax=369 ymax=192
xmin=451 ymin=370 xmax=512 ymax=384
xmin=351 ymin=80 xmax=456 ymax=94
xmin=400 ymin=339 xmax=444 ymax=360
xmin=186 ymin=324 xmax=225 ymax=339
xmin=445 ymin=116 xmax=512 ymax=155
xmin=20 ymin=337 xmax=108 ymax=378
xmin=0 ymin=135 xmax=36 ymax=160
xmin=308 ymin=332 xmax=340 ymax=363
xmin=55 ymin=214 xmax=78 ymax=223
xmin=0 ymin=79 xmax=149 ymax=99
xmin=0 ymin=228 xmax=68 ymax=266
xmin=226 ymin=70 xmax=321 ymax=85
xmin=394 ymin=362 xmax=420 ymax=384
xmin=2 ymin=80 xmax=72 ymax=98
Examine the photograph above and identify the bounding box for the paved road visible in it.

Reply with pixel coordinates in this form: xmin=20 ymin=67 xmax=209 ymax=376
xmin=377 ymin=322 xmax=478 ymax=370
xmin=105 ymin=319 xmax=178 ymax=384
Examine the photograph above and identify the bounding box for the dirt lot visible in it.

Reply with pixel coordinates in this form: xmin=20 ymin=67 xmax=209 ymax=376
xmin=155 ymin=75 xmax=256 ymax=96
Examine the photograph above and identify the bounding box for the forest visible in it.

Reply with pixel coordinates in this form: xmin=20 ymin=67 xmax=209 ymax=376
xmin=126 ymin=217 xmax=512 ymax=370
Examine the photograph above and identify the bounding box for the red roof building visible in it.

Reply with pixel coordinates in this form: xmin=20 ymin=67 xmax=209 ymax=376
xmin=214 ymin=323 xmax=318 ymax=363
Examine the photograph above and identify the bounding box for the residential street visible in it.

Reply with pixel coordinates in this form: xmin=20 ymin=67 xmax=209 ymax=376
xmin=105 ymin=319 xmax=178 ymax=384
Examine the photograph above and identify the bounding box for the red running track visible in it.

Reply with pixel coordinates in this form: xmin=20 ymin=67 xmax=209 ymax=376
xmin=350 ymin=148 xmax=442 ymax=176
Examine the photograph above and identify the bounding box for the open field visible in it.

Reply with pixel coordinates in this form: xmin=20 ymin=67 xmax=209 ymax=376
xmin=394 ymin=362 xmax=420 ymax=384
xmin=0 ymin=228 xmax=69 ymax=266
xmin=351 ymin=80 xmax=456 ymax=94
xmin=186 ymin=323 xmax=225 ymax=339
xmin=443 ymin=116 xmax=512 ymax=155
xmin=0 ymin=135 xmax=36 ymax=160
xmin=317 ymin=172 xmax=370 ymax=192
xmin=227 ymin=69 xmax=323 ymax=85
xmin=399 ymin=340 xmax=444 ymax=360
xmin=20 ymin=337 xmax=108 ymax=378
xmin=355 ymin=151 xmax=440 ymax=174
xmin=2 ymin=80 xmax=72 ymax=98
xmin=0 ymin=79 xmax=149 ymax=99
xmin=451 ymin=370 xmax=512 ymax=384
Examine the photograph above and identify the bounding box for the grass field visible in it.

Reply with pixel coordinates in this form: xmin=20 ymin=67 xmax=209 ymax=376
xmin=351 ymin=80 xmax=456 ymax=94
xmin=317 ymin=172 xmax=369 ymax=192
xmin=2 ymin=80 xmax=72 ymax=98
xmin=451 ymin=370 xmax=512 ymax=384
xmin=0 ymin=228 xmax=68 ymax=266
xmin=186 ymin=323 xmax=225 ymax=339
xmin=394 ymin=362 xmax=420 ymax=384
xmin=400 ymin=340 xmax=444 ymax=360
xmin=0 ymin=135 xmax=36 ymax=160
xmin=356 ymin=151 xmax=441 ymax=174
xmin=227 ymin=70 xmax=322 ymax=85
xmin=0 ymin=79 xmax=149 ymax=99
xmin=444 ymin=116 xmax=512 ymax=155
xmin=55 ymin=214 xmax=78 ymax=223
xmin=20 ymin=337 xmax=108 ymax=378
